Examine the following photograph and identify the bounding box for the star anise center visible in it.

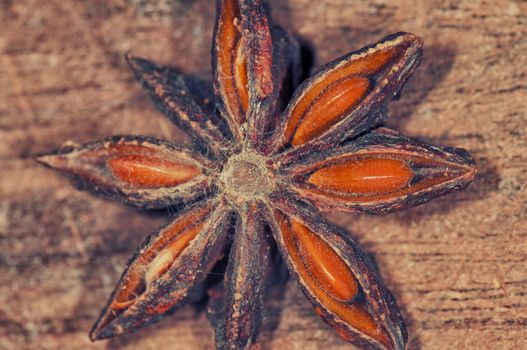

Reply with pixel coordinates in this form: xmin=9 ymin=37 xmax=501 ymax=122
xmin=219 ymin=148 xmax=274 ymax=205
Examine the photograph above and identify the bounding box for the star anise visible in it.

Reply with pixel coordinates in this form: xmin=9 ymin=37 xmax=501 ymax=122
xmin=38 ymin=1 xmax=477 ymax=349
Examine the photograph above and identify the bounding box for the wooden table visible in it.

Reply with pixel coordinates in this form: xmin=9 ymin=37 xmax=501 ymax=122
xmin=1 ymin=1 xmax=525 ymax=349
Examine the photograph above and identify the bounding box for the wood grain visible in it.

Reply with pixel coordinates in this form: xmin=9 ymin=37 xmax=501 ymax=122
xmin=1 ymin=0 xmax=525 ymax=349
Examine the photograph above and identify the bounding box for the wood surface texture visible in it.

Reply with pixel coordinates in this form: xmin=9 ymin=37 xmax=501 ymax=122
xmin=1 ymin=0 xmax=526 ymax=349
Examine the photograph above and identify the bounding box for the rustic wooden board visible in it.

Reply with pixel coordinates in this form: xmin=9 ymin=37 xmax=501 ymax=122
xmin=1 ymin=0 xmax=526 ymax=349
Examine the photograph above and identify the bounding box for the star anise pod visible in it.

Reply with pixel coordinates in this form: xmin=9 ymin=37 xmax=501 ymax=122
xmin=38 ymin=1 xmax=477 ymax=349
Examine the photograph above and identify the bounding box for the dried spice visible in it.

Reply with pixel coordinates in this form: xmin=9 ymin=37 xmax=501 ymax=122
xmin=38 ymin=1 xmax=477 ymax=349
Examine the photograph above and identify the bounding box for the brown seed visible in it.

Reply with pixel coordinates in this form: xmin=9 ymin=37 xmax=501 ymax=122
xmin=343 ymin=46 xmax=400 ymax=76
xmin=308 ymin=157 xmax=413 ymax=195
xmin=291 ymin=77 xmax=370 ymax=145
xmin=144 ymin=223 xmax=204 ymax=282
xmin=283 ymin=46 xmax=401 ymax=146
xmin=331 ymin=304 xmax=388 ymax=347
xmin=216 ymin=0 xmax=246 ymax=123
xmin=108 ymin=155 xmax=201 ymax=188
xmin=112 ymin=205 xmax=212 ymax=309
xmin=234 ymin=38 xmax=249 ymax=112
xmin=276 ymin=211 xmax=388 ymax=346
xmin=289 ymin=218 xmax=359 ymax=302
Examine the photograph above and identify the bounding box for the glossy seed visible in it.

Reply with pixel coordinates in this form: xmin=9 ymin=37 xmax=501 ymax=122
xmin=144 ymin=223 xmax=204 ymax=283
xmin=108 ymin=155 xmax=200 ymax=188
xmin=216 ymin=0 xmax=245 ymax=123
xmin=284 ymin=46 xmax=401 ymax=146
xmin=276 ymin=211 xmax=388 ymax=346
xmin=331 ymin=303 xmax=388 ymax=346
xmin=309 ymin=158 xmax=413 ymax=195
xmin=234 ymin=38 xmax=249 ymax=112
xmin=289 ymin=219 xmax=359 ymax=301
xmin=89 ymin=204 xmax=215 ymax=338
xmin=342 ymin=46 xmax=400 ymax=76
xmin=113 ymin=271 xmax=145 ymax=309
xmin=292 ymin=77 xmax=370 ymax=145
xmin=111 ymin=206 xmax=212 ymax=309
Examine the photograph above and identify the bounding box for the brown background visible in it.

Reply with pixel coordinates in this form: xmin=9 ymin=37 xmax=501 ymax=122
xmin=1 ymin=0 xmax=526 ymax=349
